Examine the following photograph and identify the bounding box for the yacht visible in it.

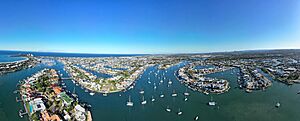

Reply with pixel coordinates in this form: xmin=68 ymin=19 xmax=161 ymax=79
xmin=126 ymin=96 xmax=134 ymax=107
xmin=195 ymin=116 xmax=199 ymax=120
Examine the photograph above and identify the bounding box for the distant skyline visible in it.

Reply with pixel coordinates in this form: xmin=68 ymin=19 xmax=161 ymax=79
xmin=0 ymin=0 xmax=300 ymax=54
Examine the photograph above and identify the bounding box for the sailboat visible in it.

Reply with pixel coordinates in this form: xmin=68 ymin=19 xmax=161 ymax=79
xmin=166 ymin=106 xmax=171 ymax=112
xmin=275 ymin=102 xmax=280 ymax=108
xmin=126 ymin=96 xmax=134 ymax=107
xmin=139 ymin=89 xmax=145 ymax=94
xmin=177 ymin=108 xmax=182 ymax=115
xmin=151 ymin=96 xmax=155 ymax=102
xmin=184 ymin=88 xmax=190 ymax=96
xmin=141 ymin=96 xmax=147 ymax=105
xmin=160 ymin=92 xmax=165 ymax=98
xmin=208 ymin=96 xmax=216 ymax=106
xmin=171 ymin=90 xmax=177 ymax=97
xmin=184 ymin=96 xmax=188 ymax=101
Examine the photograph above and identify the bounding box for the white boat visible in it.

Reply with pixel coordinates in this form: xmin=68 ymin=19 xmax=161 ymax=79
xmin=171 ymin=90 xmax=177 ymax=97
xmin=168 ymin=80 xmax=172 ymax=85
xmin=89 ymin=92 xmax=95 ymax=96
xmin=177 ymin=108 xmax=182 ymax=115
xmin=151 ymin=96 xmax=155 ymax=102
xmin=184 ymin=97 xmax=188 ymax=101
xmin=208 ymin=101 xmax=216 ymax=106
xmin=154 ymin=86 xmax=157 ymax=90
xmin=160 ymin=80 xmax=163 ymax=83
xmin=127 ymin=96 xmax=134 ymax=107
xmin=160 ymin=94 xmax=164 ymax=98
xmin=141 ymin=96 xmax=147 ymax=105
xmin=103 ymin=93 xmax=108 ymax=96
xmin=166 ymin=106 xmax=171 ymax=112
xmin=184 ymin=89 xmax=190 ymax=96
xmin=275 ymin=102 xmax=280 ymax=108
xmin=139 ymin=90 xmax=145 ymax=94
xmin=208 ymin=96 xmax=216 ymax=106
xmin=195 ymin=116 xmax=199 ymax=120
xmin=204 ymin=91 xmax=209 ymax=95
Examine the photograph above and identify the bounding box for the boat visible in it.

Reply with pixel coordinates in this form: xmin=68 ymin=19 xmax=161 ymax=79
xmin=208 ymin=96 xmax=216 ymax=106
xmin=126 ymin=96 xmax=134 ymax=107
xmin=154 ymin=86 xmax=157 ymax=90
xmin=85 ymin=90 xmax=88 ymax=93
xmin=160 ymin=80 xmax=163 ymax=83
xmin=184 ymin=89 xmax=190 ymax=96
xmin=103 ymin=93 xmax=108 ymax=96
xmin=195 ymin=116 xmax=199 ymax=120
xmin=166 ymin=106 xmax=171 ymax=112
xmin=171 ymin=90 xmax=177 ymax=97
xmin=184 ymin=97 xmax=188 ymax=101
xmin=275 ymin=102 xmax=280 ymax=108
xmin=160 ymin=94 xmax=165 ymax=98
xmin=89 ymin=92 xmax=95 ymax=96
xmin=151 ymin=96 xmax=155 ymax=102
xmin=203 ymin=91 xmax=209 ymax=95
xmin=139 ymin=89 xmax=145 ymax=94
xmin=246 ymin=89 xmax=252 ymax=93
xmin=168 ymin=80 xmax=172 ymax=85
xmin=141 ymin=96 xmax=147 ymax=105
xmin=177 ymin=108 xmax=182 ymax=115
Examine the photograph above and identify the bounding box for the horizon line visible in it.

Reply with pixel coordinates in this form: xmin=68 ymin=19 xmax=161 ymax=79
xmin=1 ymin=48 xmax=300 ymax=55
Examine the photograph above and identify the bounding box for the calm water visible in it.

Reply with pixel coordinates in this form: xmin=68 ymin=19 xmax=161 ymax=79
xmin=0 ymin=52 xmax=300 ymax=121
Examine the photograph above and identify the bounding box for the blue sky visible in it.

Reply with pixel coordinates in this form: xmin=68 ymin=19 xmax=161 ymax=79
xmin=0 ymin=0 xmax=299 ymax=54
